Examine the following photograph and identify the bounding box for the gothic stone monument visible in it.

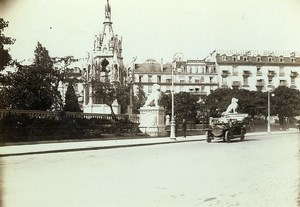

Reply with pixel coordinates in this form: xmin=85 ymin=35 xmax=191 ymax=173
xmin=139 ymin=84 xmax=167 ymax=136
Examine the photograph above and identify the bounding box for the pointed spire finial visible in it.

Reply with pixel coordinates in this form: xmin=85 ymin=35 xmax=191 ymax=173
xmin=105 ymin=0 xmax=111 ymax=19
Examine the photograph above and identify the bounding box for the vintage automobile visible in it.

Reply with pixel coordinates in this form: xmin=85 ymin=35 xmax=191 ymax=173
xmin=206 ymin=113 xmax=249 ymax=143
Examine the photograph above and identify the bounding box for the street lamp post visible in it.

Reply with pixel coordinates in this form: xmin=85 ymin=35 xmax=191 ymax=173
xmin=267 ymin=90 xmax=271 ymax=133
xmin=267 ymin=90 xmax=275 ymax=134
xmin=170 ymin=52 xmax=183 ymax=140
xmin=170 ymin=62 xmax=176 ymax=139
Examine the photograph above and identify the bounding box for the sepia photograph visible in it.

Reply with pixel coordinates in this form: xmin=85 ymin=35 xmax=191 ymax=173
xmin=0 ymin=0 xmax=300 ymax=206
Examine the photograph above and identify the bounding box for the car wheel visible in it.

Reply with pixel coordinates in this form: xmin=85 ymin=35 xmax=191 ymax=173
xmin=206 ymin=132 xmax=211 ymax=143
xmin=240 ymin=130 xmax=245 ymax=141
xmin=225 ymin=131 xmax=231 ymax=143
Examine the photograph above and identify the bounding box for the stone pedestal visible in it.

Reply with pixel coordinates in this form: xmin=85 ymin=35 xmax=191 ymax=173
xmin=139 ymin=106 xmax=167 ymax=137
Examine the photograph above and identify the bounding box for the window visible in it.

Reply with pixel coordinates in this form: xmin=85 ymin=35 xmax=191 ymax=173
xmin=233 ymin=66 xmax=238 ymax=75
xmin=268 ymin=56 xmax=273 ymax=62
xmin=243 ymin=77 xmax=248 ymax=85
xmin=291 ymin=58 xmax=295 ymax=62
xmin=257 ymin=67 xmax=262 ymax=75
xmin=205 ymin=66 xmax=209 ymax=73
xmin=257 ymin=56 xmax=261 ymax=62
xmin=268 ymin=78 xmax=272 ymax=84
xmin=280 ymin=80 xmax=286 ymax=86
xmin=200 ymin=77 xmax=204 ymax=82
xmin=243 ymin=56 xmax=247 ymax=61
xmin=148 ymin=75 xmax=152 ymax=83
xmin=233 ymin=56 xmax=237 ymax=61
xmin=279 ymin=67 xmax=284 ymax=75
xmin=157 ymin=76 xmax=161 ymax=83
xmin=139 ymin=76 xmax=142 ymax=82
xmin=166 ymin=79 xmax=171 ymax=83
xmin=291 ymin=78 xmax=296 ymax=84
xmin=222 ymin=55 xmax=227 ymax=61
xmin=279 ymin=56 xmax=284 ymax=62
xmin=222 ymin=77 xmax=227 ymax=84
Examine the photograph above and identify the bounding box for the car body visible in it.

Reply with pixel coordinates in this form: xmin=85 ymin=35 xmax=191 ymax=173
xmin=206 ymin=113 xmax=249 ymax=143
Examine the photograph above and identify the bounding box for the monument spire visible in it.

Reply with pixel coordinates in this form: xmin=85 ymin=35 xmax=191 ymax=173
xmin=104 ymin=0 xmax=111 ymax=21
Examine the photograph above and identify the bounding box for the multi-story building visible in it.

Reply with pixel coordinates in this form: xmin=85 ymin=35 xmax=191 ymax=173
xmin=211 ymin=50 xmax=300 ymax=91
xmin=133 ymin=58 xmax=218 ymax=98
xmin=134 ymin=50 xmax=300 ymax=99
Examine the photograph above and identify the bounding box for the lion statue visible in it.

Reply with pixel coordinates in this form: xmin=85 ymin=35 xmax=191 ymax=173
xmin=144 ymin=84 xmax=161 ymax=107
xmin=224 ymin=97 xmax=238 ymax=114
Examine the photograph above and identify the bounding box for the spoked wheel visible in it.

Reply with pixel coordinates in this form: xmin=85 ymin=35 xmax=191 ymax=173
xmin=225 ymin=131 xmax=231 ymax=143
xmin=240 ymin=130 xmax=245 ymax=141
xmin=206 ymin=132 xmax=211 ymax=143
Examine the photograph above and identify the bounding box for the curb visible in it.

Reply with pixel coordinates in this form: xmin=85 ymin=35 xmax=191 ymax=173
xmin=0 ymin=131 xmax=298 ymax=157
xmin=0 ymin=138 xmax=204 ymax=157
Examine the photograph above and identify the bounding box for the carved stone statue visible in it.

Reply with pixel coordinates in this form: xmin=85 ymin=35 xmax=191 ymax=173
xmin=143 ymin=84 xmax=161 ymax=107
xmin=224 ymin=97 xmax=238 ymax=114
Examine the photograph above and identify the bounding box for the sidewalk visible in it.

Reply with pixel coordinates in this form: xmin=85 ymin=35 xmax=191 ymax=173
xmin=0 ymin=129 xmax=298 ymax=157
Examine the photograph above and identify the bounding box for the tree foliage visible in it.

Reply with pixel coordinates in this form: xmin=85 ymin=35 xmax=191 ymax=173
xmin=133 ymin=83 xmax=146 ymax=114
xmin=1 ymin=42 xmax=61 ymax=110
xmin=159 ymin=92 xmax=198 ymax=123
xmin=92 ymin=80 xmax=130 ymax=115
xmin=0 ymin=18 xmax=15 ymax=71
xmin=63 ymin=81 xmax=81 ymax=112
xmin=204 ymin=88 xmax=263 ymax=117
xmin=272 ymin=86 xmax=300 ymax=124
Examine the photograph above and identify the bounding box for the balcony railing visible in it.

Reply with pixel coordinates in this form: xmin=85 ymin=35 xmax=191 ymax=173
xmin=267 ymin=71 xmax=276 ymax=78
xmin=242 ymin=71 xmax=251 ymax=77
xmin=232 ymin=81 xmax=241 ymax=87
xmin=221 ymin=71 xmax=230 ymax=77
xmin=279 ymin=72 xmax=285 ymax=77
xmin=256 ymin=81 xmax=265 ymax=87
xmin=290 ymin=72 xmax=299 ymax=78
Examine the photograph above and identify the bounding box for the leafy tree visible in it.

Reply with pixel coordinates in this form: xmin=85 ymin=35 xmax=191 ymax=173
xmin=53 ymin=56 xmax=79 ymax=83
xmin=0 ymin=18 xmax=15 ymax=71
xmin=63 ymin=81 xmax=81 ymax=112
xmin=272 ymin=86 xmax=300 ymax=126
xmin=1 ymin=42 xmax=61 ymax=110
xmin=93 ymin=78 xmax=131 ymax=116
xmin=174 ymin=92 xmax=198 ymax=122
xmin=159 ymin=92 xmax=198 ymax=123
xmin=204 ymin=88 xmax=259 ymax=117
xmin=133 ymin=83 xmax=146 ymax=114
xmin=92 ymin=79 xmax=117 ymax=116
xmin=115 ymin=82 xmax=130 ymax=114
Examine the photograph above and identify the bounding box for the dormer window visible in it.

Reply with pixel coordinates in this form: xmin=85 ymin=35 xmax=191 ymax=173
xmin=243 ymin=56 xmax=247 ymax=61
xmin=291 ymin=57 xmax=295 ymax=62
xmin=222 ymin=55 xmax=227 ymax=61
xmin=279 ymin=56 xmax=284 ymax=62
xmin=268 ymin=56 xmax=273 ymax=62
xmin=257 ymin=56 xmax=261 ymax=62
xmin=233 ymin=56 xmax=237 ymax=61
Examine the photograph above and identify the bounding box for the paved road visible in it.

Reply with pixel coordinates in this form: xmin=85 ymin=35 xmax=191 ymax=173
xmin=1 ymin=133 xmax=299 ymax=207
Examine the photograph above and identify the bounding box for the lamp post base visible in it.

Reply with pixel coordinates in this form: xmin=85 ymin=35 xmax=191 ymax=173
xmin=170 ymin=120 xmax=176 ymax=140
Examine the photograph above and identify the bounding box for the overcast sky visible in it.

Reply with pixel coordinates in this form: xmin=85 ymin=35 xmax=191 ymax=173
xmin=1 ymin=0 xmax=300 ymax=64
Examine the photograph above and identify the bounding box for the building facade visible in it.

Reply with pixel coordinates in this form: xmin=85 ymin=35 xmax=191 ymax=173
xmin=133 ymin=50 xmax=300 ymax=100
xmin=212 ymin=50 xmax=300 ymax=91
xmin=133 ymin=58 xmax=218 ymax=98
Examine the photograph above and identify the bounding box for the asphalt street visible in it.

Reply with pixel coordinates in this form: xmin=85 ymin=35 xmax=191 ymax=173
xmin=0 ymin=132 xmax=299 ymax=207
